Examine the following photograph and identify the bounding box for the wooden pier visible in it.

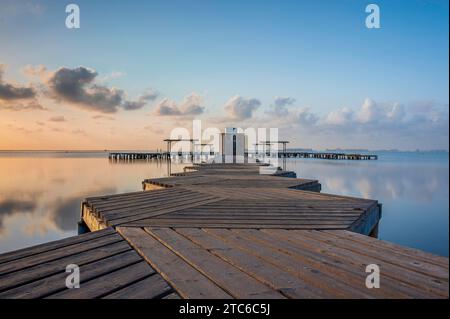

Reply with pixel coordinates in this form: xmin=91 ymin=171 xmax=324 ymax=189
xmin=109 ymin=152 xmax=167 ymax=161
xmin=280 ymin=152 xmax=378 ymax=160
xmin=0 ymin=163 xmax=447 ymax=299
xmin=108 ymin=151 xmax=378 ymax=161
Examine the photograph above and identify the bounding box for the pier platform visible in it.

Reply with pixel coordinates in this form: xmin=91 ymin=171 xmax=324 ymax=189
xmin=0 ymin=163 xmax=447 ymax=298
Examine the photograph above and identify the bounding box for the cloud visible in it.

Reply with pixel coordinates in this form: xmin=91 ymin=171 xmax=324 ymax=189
xmin=268 ymin=96 xmax=296 ymax=117
xmin=154 ymin=99 xmax=180 ymax=115
xmin=92 ymin=114 xmax=114 ymax=121
xmin=265 ymin=97 xmax=318 ymax=127
xmin=0 ymin=99 xmax=46 ymax=111
xmin=122 ymin=91 xmax=158 ymax=110
xmin=261 ymin=97 xmax=448 ymax=150
xmin=357 ymin=99 xmax=444 ymax=127
xmin=357 ymin=98 xmax=382 ymax=123
xmin=0 ymin=64 xmax=36 ymax=100
xmin=21 ymin=64 xmax=50 ymax=80
xmin=47 ymin=66 xmax=157 ymax=113
xmin=224 ymin=95 xmax=261 ymax=120
xmin=325 ymin=107 xmax=354 ymax=125
xmin=274 ymin=96 xmax=296 ymax=108
xmin=0 ymin=64 xmax=46 ymax=111
xmin=387 ymin=103 xmax=406 ymax=121
xmin=154 ymin=92 xmax=205 ymax=116
xmin=316 ymin=98 xmax=448 ymax=149
xmin=98 ymin=71 xmax=126 ymax=82
xmin=297 ymin=107 xmax=319 ymax=126
xmin=48 ymin=115 xmax=66 ymax=122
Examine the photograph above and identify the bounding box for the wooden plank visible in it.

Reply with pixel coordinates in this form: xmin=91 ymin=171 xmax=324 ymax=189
xmin=324 ymin=230 xmax=449 ymax=268
xmin=87 ymin=188 xmax=184 ymax=206
xmin=0 ymin=241 xmax=131 ymax=293
xmin=0 ymin=233 xmax=123 ymax=275
xmin=86 ymin=187 xmax=187 ymax=205
xmin=125 ymin=221 xmax=349 ymax=229
xmin=304 ymin=230 xmax=449 ymax=279
xmin=100 ymin=193 xmax=217 ymax=219
xmin=145 ymin=227 xmax=285 ymax=299
xmin=167 ymin=212 xmax=362 ymax=218
xmin=0 ymin=250 xmax=142 ymax=298
xmin=162 ymin=292 xmax=181 ymax=299
xmin=175 ymin=228 xmax=348 ymax=298
xmin=207 ymin=228 xmax=417 ymax=298
xmin=102 ymin=274 xmax=173 ymax=299
xmin=107 ymin=197 xmax=224 ymax=226
xmin=117 ymin=227 xmax=232 ymax=299
xmin=46 ymin=261 xmax=153 ymax=299
xmin=264 ymin=229 xmax=448 ymax=298
xmin=93 ymin=189 xmax=198 ymax=212
xmin=0 ymin=228 xmax=115 ymax=265
xmin=163 ymin=215 xmax=360 ymax=221
xmin=136 ymin=218 xmax=353 ymax=225
xmin=221 ymin=228 xmax=430 ymax=298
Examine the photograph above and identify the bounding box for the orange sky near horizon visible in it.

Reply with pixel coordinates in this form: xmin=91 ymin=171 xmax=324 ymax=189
xmin=0 ymin=102 xmax=171 ymax=150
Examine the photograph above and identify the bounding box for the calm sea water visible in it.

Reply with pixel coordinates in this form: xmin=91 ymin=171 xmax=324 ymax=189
xmin=0 ymin=151 xmax=448 ymax=256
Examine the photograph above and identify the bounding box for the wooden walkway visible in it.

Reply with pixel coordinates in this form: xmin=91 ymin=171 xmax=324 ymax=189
xmin=117 ymin=227 xmax=448 ymax=298
xmin=84 ymin=165 xmax=378 ymax=233
xmin=0 ymin=163 xmax=447 ymax=298
xmin=0 ymin=228 xmax=178 ymax=299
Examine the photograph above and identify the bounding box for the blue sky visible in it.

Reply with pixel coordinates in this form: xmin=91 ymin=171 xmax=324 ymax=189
xmin=0 ymin=0 xmax=448 ymax=150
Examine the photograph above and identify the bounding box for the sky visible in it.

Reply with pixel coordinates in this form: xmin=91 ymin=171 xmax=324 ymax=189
xmin=0 ymin=0 xmax=448 ymax=150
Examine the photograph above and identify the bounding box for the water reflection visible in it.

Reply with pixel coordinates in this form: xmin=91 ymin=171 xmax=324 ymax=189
xmin=286 ymin=152 xmax=449 ymax=256
xmin=0 ymin=198 xmax=36 ymax=231
xmin=0 ymin=154 xmax=186 ymax=254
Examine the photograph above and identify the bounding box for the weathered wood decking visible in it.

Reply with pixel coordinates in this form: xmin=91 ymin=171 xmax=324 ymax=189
xmin=117 ymin=227 xmax=448 ymax=298
xmin=0 ymin=163 xmax=448 ymax=298
xmin=83 ymin=165 xmax=378 ymax=233
xmin=0 ymin=228 xmax=177 ymax=299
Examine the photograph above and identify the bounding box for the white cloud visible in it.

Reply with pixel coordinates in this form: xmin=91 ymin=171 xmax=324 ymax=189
xmin=297 ymin=107 xmax=318 ymax=126
xmin=274 ymin=96 xmax=296 ymax=108
xmin=357 ymin=98 xmax=381 ymax=123
xmin=387 ymin=103 xmax=405 ymax=121
xmin=269 ymin=96 xmax=296 ymax=117
xmin=224 ymin=96 xmax=261 ymax=120
xmin=154 ymin=92 xmax=205 ymax=116
xmin=325 ymin=107 xmax=354 ymax=125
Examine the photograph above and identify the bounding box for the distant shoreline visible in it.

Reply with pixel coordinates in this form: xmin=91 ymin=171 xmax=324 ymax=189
xmin=0 ymin=149 xmax=448 ymax=154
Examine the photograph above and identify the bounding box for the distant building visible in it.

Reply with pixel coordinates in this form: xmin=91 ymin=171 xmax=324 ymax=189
xmin=219 ymin=128 xmax=245 ymax=163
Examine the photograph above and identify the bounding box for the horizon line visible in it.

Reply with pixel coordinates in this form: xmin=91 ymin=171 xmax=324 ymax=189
xmin=0 ymin=149 xmax=448 ymax=153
